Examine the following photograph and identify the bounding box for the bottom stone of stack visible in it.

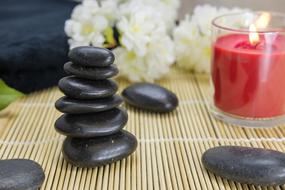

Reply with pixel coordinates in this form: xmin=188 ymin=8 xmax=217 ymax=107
xmin=62 ymin=130 xmax=138 ymax=167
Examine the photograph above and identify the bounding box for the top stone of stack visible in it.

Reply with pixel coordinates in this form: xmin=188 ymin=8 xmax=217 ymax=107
xmin=68 ymin=46 xmax=115 ymax=67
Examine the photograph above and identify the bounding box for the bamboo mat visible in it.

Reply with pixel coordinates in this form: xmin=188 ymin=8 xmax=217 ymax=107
xmin=1 ymin=68 xmax=285 ymax=190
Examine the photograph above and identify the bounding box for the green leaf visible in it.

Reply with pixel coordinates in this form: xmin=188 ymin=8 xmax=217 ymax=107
xmin=0 ymin=80 xmax=24 ymax=110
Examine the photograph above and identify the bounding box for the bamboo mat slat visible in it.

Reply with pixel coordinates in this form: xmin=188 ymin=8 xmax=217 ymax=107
xmin=0 ymin=68 xmax=285 ymax=190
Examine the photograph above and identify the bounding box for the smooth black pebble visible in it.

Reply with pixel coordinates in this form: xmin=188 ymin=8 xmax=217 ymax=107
xmin=55 ymin=95 xmax=123 ymax=114
xmin=62 ymin=130 xmax=137 ymax=167
xmin=122 ymin=83 xmax=178 ymax=112
xmin=58 ymin=76 xmax=118 ymax=99
xmin=202 ymin=146 xmax=285 ymax=186
xmin=68 ymin=46 xmax=114 ymax=67
xmin=55 ymin=108 xmax=128 ymax=137
xmin=64 ymin=62 xmax=119 ymax=80
xmin=0 ymin=159 xmax=45 ymax=190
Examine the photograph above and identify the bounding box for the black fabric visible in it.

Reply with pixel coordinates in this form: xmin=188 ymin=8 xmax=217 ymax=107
xmin=0 ymin=0 xmax=77 ymax=93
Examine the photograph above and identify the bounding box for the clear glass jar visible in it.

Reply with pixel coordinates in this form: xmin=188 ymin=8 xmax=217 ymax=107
xmin=210 ymin=12 xmax=285 ymax=127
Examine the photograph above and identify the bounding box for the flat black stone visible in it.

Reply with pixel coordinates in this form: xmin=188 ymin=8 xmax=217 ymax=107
xmin=122 ymin=83 xmax=178 ymax=112
xmin=0 ymin=159 xmax=45 ymax=190
xmin=55 ymin=108 xmax=128 ymax=137
xmin=64 ymin=62 xmax=119 ymax=80
xmin=62 ymin=130 xmax=137 ymax=167
xmin=55 ymin=95 xmax=123 ymax=114
xmin=68 ymin=46 xmax=114 ymax=67
xmin=202 ymin=146 xmax=285 ymax=186
xmin=58 ymin=76 xmax=118 ymax=99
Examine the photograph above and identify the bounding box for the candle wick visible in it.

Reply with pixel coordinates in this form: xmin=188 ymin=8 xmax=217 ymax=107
xmin=253 ymin=42 xmax=260 ymax=49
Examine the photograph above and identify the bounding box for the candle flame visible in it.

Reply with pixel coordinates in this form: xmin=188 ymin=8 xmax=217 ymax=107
xmin=249 ymin=12 xmax=271 ymax=46
xmin=249 ymin=24 xmax=260 ymax=45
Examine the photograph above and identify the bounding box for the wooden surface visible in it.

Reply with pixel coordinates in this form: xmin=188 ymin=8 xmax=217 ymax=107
xmin=1 ymin=68 xmax=285 ymax=189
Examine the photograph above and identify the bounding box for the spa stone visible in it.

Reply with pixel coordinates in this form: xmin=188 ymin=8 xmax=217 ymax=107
xmin=0 ymin=159 xmax=45 ymax=190
xmin=58 ymin=76 xmax=118 ymax=99
xmin=122 ymin=83 xmax=178 ymax=112
xmin=55 ymin=95 xmax=123 ymax=114
xmin=55 ymin=46 xmax=137 ymax=168
xmin=55 ymin=108 xmax=128 ymax=137
xmin=68 ymin=46 xmax=114 ymax=67
xmin=202 ymin=146 xmax=285 ymax=186
xmin=64 ymin=62 xmax=119 ymax=80
xmin=62 ymin=130 xmax=137 ymax=167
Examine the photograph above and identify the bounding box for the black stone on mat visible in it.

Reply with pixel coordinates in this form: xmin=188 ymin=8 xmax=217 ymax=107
xmin=62 ymin=130 xmax=137 ymax=167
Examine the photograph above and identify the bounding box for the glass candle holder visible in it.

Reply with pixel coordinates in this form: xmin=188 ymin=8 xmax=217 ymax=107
xmin=211 ymin=12 xmax=285 ymax=127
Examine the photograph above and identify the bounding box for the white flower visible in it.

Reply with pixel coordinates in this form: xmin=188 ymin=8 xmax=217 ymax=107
xmin=65 ymin=0 xmax=118 ymax=48
xmin=138 ymin=0 xmax=180 ymax=30
xmin=191 ymin=5 xmax=218 ymax=36
xmin=114 ymin=1 xmax=175 ymax=81
xmin=144 ymin=34 xmax=175 ymax=80
xmin=174 ymin=5 xmax=249 ymax=74
xmin=114 ymin=34 xmax=175 ymax=82
xmin=65 ymin=0 xmax=177 ymax=82
xmin=117 ymin=2 xmax=165 ymax=56
xmin=118 ymin=0 xmax=179 ymax=32
xmin=65 ymin=15 xmax=108 ymax=48
xmin=98 ymin=0 xmax=120 ymax=25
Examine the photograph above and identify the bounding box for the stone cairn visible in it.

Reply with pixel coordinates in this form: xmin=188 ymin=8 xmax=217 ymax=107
xmin=55 ymin=46 xmax=137 ymax=167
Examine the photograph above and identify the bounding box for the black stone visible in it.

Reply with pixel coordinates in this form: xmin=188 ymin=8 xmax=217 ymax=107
xmin=202 ymin=146 xmax=285 ymax=186
xmin=0 ymin=159 xmax=45 ymax=190
xmin=55 ymin=95 xmax=123 ymax=114
xmin=55 ymin=108 xmax=128 ymax=137
xmin=68 ymin=46 xmax=114 ymax=67
xmin=58 ymin=76 xmax=118 ymax=99
xmin=122 ymin=83 xmax=178 ymax=112
xmin=62 ymin=130 xmax=137 ymax=167
xmin=64 ymin=62 xmax=119 ymax=80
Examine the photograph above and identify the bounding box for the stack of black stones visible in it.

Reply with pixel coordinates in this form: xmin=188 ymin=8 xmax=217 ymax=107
xmin=55 ymin=47 xmax=137 ymax=167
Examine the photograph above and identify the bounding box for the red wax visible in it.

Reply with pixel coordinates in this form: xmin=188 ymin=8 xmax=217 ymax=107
xmin=212 ymin=34 xmax=285 ymax=118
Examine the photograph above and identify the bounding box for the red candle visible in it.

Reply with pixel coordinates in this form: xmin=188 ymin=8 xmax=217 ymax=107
xmin=212 ymin=33 xmax=285 ymax=118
